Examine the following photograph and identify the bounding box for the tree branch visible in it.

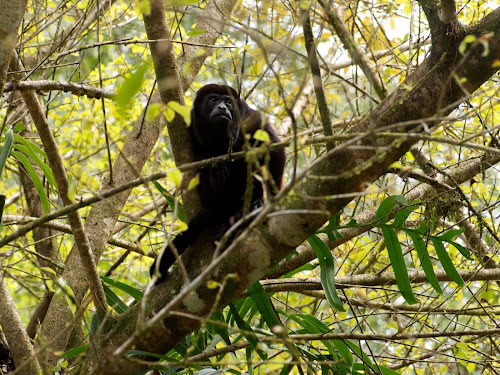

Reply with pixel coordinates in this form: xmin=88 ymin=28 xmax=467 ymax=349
xmin=0 ymin=278 xmax=40 ymax=375
xmin=4 ymin=80 xmax=114 ymax=99
xmin=20 ymin=85 xmax=108 ymax=322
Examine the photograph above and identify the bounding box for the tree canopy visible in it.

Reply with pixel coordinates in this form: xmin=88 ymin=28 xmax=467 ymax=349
xmin=0 ymin=0 xmax=500 ymax=374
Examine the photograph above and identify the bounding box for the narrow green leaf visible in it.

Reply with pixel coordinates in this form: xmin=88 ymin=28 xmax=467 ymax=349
xmin=14 ymin=144 xmax=57 ymax=188
xmin=127 ymin=349 xmax=178 ymax=361
xmin=61 ymin=345 xmax=87 ymax=358
xmin=307 ymin=234 xmax=345 ymax=311
xmin=211 ymin=311 xmax=231 ymax=346
xmin=435 ymin=229 xmax=471 ymax=258
xmin=291 ymin=314 xmax=353 ymax=366
xmin=404 ymin=229 xmax=442 ymax=294
xmin=374 ymin=195 xmax=407 ymax=224
xmin=393 ymin=204 xmax=418 ymax=227
xmin=436 ymin=229 xmax=463 ymax=242
xmin=431 ymin=238 xmax=465 ymax=286
xmin=100 ymin=276 xmax=144 ymax=300
xmin=102 ymin=283 xmax=128 ymax=313
xmin=381 ymin=227 xmax=418 ymax=304
xmin=320 ymin=213 xmax=343 ymax=240
xmin=228 ymin=304 xmax=267 ymax=360
xmin=282 ymin=263 xmax=314 ymax=278
xmin=0 ymin=128 xmax=14 ymax=178
xmin=13 ymin=133 xmax=48 ymax=159
xmin=152 ymin=181 xmax=185 ymax=222
xmin=248 ymin=281 xmax=281 ymax=328
xmin=346 ymin=341 xmax=374 ymax=366
xmin=278 ymin=364 xmax=294 ymax=375
xmin=12 ymin=151 xmax=50 ymax=214
xmin=288 ymin=314 xmax=335 ymax=360
xmin=446 ymin=240 xmax=471 ymax=259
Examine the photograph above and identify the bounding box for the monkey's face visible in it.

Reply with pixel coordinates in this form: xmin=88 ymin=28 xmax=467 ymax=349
xmin=204 ymin=93 xmax=234 ymax=126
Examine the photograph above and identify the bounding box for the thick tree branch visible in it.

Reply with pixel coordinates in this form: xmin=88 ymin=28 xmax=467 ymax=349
xmin=20 ymin=88 xmax=108 ymax=322
xmin=0 ymin=278 xmax=40 ymax=375
xmin=0 ymin=0 xmax=27 ymax=98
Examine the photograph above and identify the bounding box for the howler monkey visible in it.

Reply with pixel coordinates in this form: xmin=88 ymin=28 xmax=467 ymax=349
xmin=150 ymin=84 xmax=286 ymax=283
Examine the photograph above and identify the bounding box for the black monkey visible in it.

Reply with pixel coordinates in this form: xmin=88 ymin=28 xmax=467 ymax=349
xmin=150 ymin=84 xmax=286 ymax=282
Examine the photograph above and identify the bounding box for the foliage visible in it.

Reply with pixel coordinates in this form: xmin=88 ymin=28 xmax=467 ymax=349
xmin=0 ymin=0 xmax=500 ymax=374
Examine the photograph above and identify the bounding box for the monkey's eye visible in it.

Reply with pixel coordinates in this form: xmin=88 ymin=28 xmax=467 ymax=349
xmin=225 ymin=99 xmax=233 ymax=106
xmin=209 ymin=96 xmax=217 ymax=103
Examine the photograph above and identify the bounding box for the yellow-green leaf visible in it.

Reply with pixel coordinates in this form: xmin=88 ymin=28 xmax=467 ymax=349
xmin=459 ymin=35 xmax=476 ymax=55
xmin=167 ymin=101 xmax=191 ymax=126
xmin=254 ymin=129 xmax=270 ymax=143
xmin=167 ymin=168 xmax=183 ymax=187
xmin=146 ymin=103 xmax=162 ymax=122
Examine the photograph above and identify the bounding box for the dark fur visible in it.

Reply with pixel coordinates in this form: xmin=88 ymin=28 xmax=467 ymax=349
xmin=151 ymin=84 xmax=286 ymax=282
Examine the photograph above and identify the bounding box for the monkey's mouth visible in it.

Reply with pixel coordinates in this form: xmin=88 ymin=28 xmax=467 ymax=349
xmin=211 ymin=114 xmax=233 ymax=124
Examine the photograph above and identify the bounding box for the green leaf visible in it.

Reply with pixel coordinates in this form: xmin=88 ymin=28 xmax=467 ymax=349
xmin=166 ymin=0 xmax=200 ymax=5
xmin=247 ymin=281 xmax=281 ymax=328
xmin=211 ymin=311 xmax=231 ymax=346
xmin=459 ymin=34 xmax=477 ymax=55
xmin=152 ymin=181 xmax=185 ymax=222
xmin=307 ymin=234 xmax=345 ymax=311
xmin=13 ymin=133 xmax=48 ymax=160
xmin=13 ymin=144 xmax=57 ymax=189
xmin=393 ymin=204 xmax=418 ymax=227
xmin=102 ymin=283 xmax=128 ymax=314
xmin=278 ymin=364 xmax=294 ymax=375
xmin=282 ymin=263 xmax=314 ymax=278
xmin=145 ymin=103 xmax=162 ymax=122
xmin=127 ymin=349 xmax=178 ymax=361
xmin=431 ymin=238 xmax=465 ymax=286
xmin=100 ymin=275 xmax=144 ymax=300
xmin=187 ymin=29 xmax=206 ymax=36
xmin=403 ymin=229 xmax=442 ymax=294
xmin=13 ymin=122 xmax=26 ymax=133
xmin=434 ymin=229 xmax=471 ymax=259
xmin=167 ymin=101 xmax=191 ymax=126
xmin=436 ymin=229 xmax=463 ymax=242
xmin=318 ymin=213 xmax=343 ymax=240
xmin=446 ymin=240 xmax=471 ymax=259
xmin=381 ymin=227 xmax=418 ymax=304
xmin=12 ymin=151 xmax=50 ymax=214
xmin=374 ymin=195 xmax=407 ymax=224
xmin=61 ymin=345 xmax=87 ymax=358
xmin=0 ymin=128 xmax=14 ymax=178
xmin=290 ymin=314 xmax=353 ymax=366
xmin=254 ymin=129 xmax=270 ymax=143
xmin=228 ymin=304 xmax=267 ymax=360
xmin=115 ymin=64 xmax=147 ymax=111
xmin=346 ymin=341 xmax=374 ymax=366
xmin=380 ymin=366 xmax=403 ymax=375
